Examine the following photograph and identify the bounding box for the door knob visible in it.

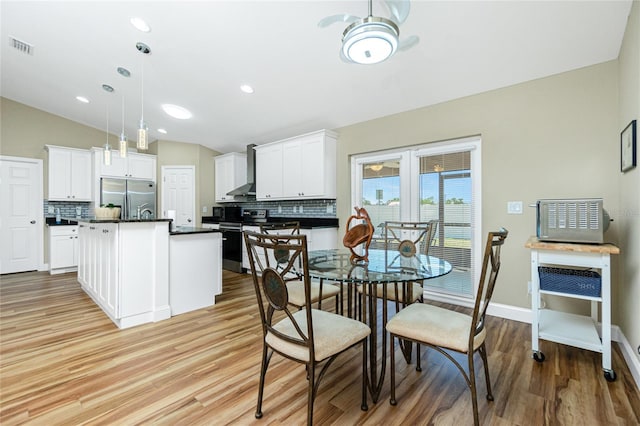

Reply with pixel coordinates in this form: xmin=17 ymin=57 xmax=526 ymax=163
xmin=30 ymin=220 xmax=36 ymax=224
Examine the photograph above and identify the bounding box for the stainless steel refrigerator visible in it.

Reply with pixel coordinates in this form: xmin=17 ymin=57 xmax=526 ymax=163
xmin=100 ymin=178 xmax=156 ymax=220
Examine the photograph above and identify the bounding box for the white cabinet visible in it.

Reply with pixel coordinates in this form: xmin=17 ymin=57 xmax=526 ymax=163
xmin=214 ymin=153 xmax=246 ymax=202
xmin=255 ymin=130 xmax=337 ymax=201
xmin=255 ymin=144 xmax=283 ymax=200
xmin=46 ymin=145 xmax=92 ymax=201
xmin=526 ymin=237 xmax=620 ymax=381
xmin=93 ymin=149 xmax=156 ymax=180
xmin=77 ymin=220 xmax=170 ymax=329
xmin=49 ymin=225 xmax=79 ymax=274
xmin=78 ymin=222 xmax=118 ymax=318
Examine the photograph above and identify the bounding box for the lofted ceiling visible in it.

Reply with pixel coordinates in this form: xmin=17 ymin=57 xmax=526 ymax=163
xmin=0 ymin=1 xmax=632 ymax=154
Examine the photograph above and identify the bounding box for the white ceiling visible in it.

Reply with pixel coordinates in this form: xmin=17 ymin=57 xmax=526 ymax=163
xmin=1 ymin=1 xmax=632 ymax=154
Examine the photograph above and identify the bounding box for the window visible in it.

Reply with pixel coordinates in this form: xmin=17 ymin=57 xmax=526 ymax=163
xmin=351 ymin=137 xmax=481 ymax=300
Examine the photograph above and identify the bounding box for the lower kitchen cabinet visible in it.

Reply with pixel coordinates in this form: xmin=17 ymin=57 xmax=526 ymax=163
xmin=49 ymin=225 xmax=79 ymax=274
xmin=77 ymin=220 xmax=171 ymax=329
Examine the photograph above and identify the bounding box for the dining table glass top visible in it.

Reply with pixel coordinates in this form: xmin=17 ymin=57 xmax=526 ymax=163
xmin=306 ymin=248 xmax=452 ymax=283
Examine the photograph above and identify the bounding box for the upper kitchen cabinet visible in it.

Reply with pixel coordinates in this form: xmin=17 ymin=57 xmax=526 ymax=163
xmin=45 ymin=145 xmax=92 ymax=201
xmin=214 ymin=152 xmax=246 ymax=202
xmin=93 ymin=148 xmax=156 ymax=181
xmin=255 ymin=143 xmax=283 ymax=200
xmin=255 ymin=130 xmax=337 ymax=201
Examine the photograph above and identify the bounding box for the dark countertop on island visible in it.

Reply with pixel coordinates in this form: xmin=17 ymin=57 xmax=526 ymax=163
xmin=74 ymin=217 xmax=172 ymax=224
xmin=170 ymin=226 xmax=221 ymax=236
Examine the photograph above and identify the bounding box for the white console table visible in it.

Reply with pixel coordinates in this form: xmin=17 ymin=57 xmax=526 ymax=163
xmin=525 ymin=236 xmax=620 ymax=381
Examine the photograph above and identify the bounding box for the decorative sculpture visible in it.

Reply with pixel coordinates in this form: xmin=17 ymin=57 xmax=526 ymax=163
xmin=343 ymin=206 xmax=375 ymax=264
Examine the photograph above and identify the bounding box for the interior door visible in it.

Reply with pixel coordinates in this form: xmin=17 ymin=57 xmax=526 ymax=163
xmin=0 ymin=157 xmax=43 ymax=274
xmin=161 ymin=166 xmax=195 ymax=226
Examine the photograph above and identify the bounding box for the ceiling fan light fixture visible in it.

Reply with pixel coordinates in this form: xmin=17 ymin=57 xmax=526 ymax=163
xmin=342 ymin=16 xmax=399 ymax=65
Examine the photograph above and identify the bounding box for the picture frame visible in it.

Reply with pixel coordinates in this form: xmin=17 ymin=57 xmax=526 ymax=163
xmin=621 ymin=119 xmax=637 ymax=173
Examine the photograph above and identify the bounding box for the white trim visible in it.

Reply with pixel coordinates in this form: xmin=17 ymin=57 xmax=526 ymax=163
xmin=616 ymin=327 xmax=640 ymax=392
xmin=0 ymin=155 xmax=44 ymax=272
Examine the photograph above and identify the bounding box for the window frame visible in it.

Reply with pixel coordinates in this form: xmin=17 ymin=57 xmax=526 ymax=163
xmin=350 ymin=136 xmax=482 ymax=302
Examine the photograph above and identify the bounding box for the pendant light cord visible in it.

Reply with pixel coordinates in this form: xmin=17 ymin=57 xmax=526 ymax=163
xmin=140 ymin=59 xmax=144 ymax=122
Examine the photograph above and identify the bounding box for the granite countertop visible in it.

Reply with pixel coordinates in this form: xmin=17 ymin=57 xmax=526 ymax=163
xmin=170 ymin=226 xmax=221 ymax=236
xmin=74 ymin=217 xmax=172 ymax=224
xmin=45 ymin=217 xmax=79 ymax=226
xmin=201 ymin=216 xmax=339 ymax=229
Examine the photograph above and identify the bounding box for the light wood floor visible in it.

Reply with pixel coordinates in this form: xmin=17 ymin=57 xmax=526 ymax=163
xmin=1 ymin=271 xmax=639 ymax=425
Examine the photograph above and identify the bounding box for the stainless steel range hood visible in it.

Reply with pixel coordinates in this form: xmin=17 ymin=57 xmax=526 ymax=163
xmin=227 ymin=144 xmax=256 ymax=197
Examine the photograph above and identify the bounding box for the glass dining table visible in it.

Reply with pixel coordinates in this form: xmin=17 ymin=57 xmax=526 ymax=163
xmin=306 ymin=248 xmax=452 ymax=403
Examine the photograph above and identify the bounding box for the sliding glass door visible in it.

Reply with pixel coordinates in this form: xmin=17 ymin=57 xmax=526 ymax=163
xmin=352 ymin=137 xmax=481 ymax=299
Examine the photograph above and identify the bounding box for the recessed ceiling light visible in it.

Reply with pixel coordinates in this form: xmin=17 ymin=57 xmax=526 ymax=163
xmin=117 ymin=67 xmax=131 ymax=77
xmin=130 ymin=17 xmax=150 ymax=33
xmin=240 ymin=84 xmax=254 ymax=94
xmin=161 ymin=104 xmax=192 ymax=120
xmin=76 ymin=96 xmax=89 ymax=103
xmin=157 ymin=128 xmax=167 ymax=134
xmin=102 ymin=84 xmax=114 ymax=93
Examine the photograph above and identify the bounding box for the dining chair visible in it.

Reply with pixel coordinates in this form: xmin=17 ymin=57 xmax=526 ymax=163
xmin=386 ymin=228 xmax=508 ymax=426
xmin=259 ymin=222 xmax=340 ymax=311
xmin=244 ymin=230 xmax=371 ymax=425
xmin=358 ymin=220 xmax=439 ymax=307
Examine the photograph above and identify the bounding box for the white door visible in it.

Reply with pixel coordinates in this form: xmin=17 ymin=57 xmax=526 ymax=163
xmin=0 ymin=156 xmax=43 ymax=274
xmin=161 ymin=166 xmax=195 ymax=226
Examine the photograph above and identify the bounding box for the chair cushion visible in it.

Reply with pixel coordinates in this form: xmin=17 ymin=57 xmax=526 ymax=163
xmin=286 ymin=280 xmax=340 ymax=307
xmin=357 ymin=282 xmax=423 ymax=303
xmin=386 ymin=303 xmax=486 ymax=353
xmin=266 ymin=309 xmax=371 ymax=362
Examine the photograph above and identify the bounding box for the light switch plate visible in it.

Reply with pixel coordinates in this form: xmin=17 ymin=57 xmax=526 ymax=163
xmin=507 ymin=201 xmax=523 ymax=214
xmin=202 ymin=206 xmax=207 ymax=213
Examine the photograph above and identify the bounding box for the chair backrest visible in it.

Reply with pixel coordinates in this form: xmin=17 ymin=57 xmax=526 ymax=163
xmin=259 ymin=222 xmax=301 ymax=270
xmin=244 ymin=230 xmax=315 ymax=356
xmin=470 ymin=229 xmax=508 ymax=343
xmin=259 ymin=221 xmax=301 ymax=235
xmin=384 ymin=220 xmax=438 ymax=257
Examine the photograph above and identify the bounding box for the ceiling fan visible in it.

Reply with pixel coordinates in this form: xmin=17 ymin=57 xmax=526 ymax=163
xmin=319 ymin=0 xmax=419 ymax=65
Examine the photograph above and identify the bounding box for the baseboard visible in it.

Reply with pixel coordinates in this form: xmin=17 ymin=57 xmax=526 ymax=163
xmin=615 ymin=328 xmax=640 ymax=392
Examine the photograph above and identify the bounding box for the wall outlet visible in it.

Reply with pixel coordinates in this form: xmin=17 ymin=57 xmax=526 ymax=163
xmin=299 ymin=205 xmax=303 ymax=213
xmin=202 ymin=206 xmax=207 ymax=213
xmin=293 ymin=206 xmax=297 ymax=213
xmin=47 ymin=206 xmax=55 ymax=214
xmin=326 ymin=203 xmax=333 ymax=214
xmin=278 ymin=205 xmax=282 ymax=214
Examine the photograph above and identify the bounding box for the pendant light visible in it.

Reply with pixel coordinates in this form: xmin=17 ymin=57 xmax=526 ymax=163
xmin=119 ymin=96 xmax=128 ymax=158
xmin=136 ymin=42 xmax=151 ymax=150
xmin=102 ymin=84 xmax=114 ymax=166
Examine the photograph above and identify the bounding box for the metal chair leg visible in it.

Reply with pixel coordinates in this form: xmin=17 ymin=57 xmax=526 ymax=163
xmin=479 ymin=343 xmax=494 ymax=401
xmin=389 ymin=333 xmax=397 ymax=405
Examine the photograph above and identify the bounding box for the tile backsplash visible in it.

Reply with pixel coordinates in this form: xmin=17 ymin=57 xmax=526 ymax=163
xmin=224 ymin=199 xmax=336 ymax=218
xmin=43 ymin=200 xmax=91 ymax=218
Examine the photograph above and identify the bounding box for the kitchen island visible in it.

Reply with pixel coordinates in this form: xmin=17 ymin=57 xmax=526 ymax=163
xmin=76 ymin=219 xmax=221 ymax=329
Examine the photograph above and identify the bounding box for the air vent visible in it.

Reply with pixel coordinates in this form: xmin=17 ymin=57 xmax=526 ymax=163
xmin=9 ymin=36 xmax=34 ymax=55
